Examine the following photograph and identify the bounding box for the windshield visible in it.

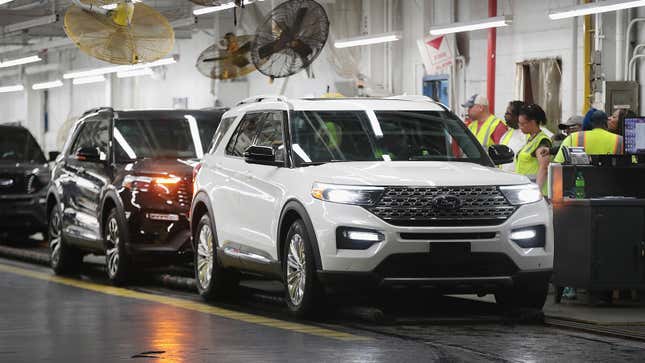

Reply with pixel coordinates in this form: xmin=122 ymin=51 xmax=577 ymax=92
xmin=114 ymin=116 xmax=220 ymax=162
xmin=0 ymin=127 xmax=46 ymax=163
xmin=289 ymin=110 xmax=487 ymax=166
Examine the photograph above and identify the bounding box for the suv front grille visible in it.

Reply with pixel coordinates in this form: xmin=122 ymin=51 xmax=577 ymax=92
xmin=366 ymin=186 xmax=516 ymax=226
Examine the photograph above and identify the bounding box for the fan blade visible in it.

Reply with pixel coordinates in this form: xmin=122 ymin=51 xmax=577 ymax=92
xmin=291 ymin=7 xmax=309 ymax=34
xmin=232 ymin=55 xmax=250 ymax=68
xmin=258 ymin=40 xmax=281 ymax=59
xmin=293 ymin=41 xmax=313 ymax=63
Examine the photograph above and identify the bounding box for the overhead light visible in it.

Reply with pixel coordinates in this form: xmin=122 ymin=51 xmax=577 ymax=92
xmin=0 ymin=0 xmax=18 ymax=5
xmin=32 ymin=80 xmax=63 ymax=90
xmin=0 ymin=55 xmax=42 ymax=69
xmin=429 ymin=15 xmax=513 ymax=35
xmin=73 ymin=75 xmax=106 ymax=85
xmin=0 ymin=84 xmax=24 ymax=93
xmin=63 ymin=56 xmax=176 ymax=79
xmin=334 ymin=32 xmax=402 ymax=48
xmin=193 ymin=0 xmax=260 ymax=16
xmin=117 ymin=68 xmax=153 ymax=78
xmin=102 ymin=0 xmax=141 ymax=10
xmin=549 ymin=0 xmax=645 ymax=19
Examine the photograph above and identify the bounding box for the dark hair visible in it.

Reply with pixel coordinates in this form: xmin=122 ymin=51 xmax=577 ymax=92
xmin=519 ymin=104 xmax=547 ymax=125
xmin=615 ymin=108 xmax=637 ymax=136
xmin=589 ymin=110 xmax=608 ymax=129
xmin=508 ymin=100 xmax=525 ymax=117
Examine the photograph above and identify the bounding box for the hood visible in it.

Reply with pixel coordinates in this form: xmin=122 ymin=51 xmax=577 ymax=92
xmin=308 ymin=161 xmax=529 ymax=187
xmin=125 ymin=158 xmax=197 ymax=178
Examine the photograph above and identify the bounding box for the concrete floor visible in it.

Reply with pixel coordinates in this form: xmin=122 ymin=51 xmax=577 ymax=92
xmin=2 ymin=254 xmax=645 ymax=362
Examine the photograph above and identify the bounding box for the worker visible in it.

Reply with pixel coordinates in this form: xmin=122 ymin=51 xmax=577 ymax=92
xmin=515 ymin=104 xmax=552 ymax=194
xmin=558 ymin=115 xmax=583 ymax=136
xmin=608 ymin=108 xmax=637 ymax=136
xmin=499 ymin=100 xmax=526 ymax=172
xmin=554 ymin=110 xmax=623 ymax=163
xmin=462 ymin=94 xmax=507 ymax=148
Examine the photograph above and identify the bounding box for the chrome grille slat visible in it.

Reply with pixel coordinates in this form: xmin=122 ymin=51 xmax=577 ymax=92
xmin=366 ymin=186 xmax=517 ymax=226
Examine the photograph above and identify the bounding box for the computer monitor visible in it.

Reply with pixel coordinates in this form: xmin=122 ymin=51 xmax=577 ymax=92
xmin=623 ymin=117 xmax=645 ymax=155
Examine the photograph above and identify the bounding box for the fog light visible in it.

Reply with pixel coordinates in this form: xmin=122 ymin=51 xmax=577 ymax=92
xmin=337 ymin=228 xmax=384 ymax=250
xmin=510 ymin=226 xmax=545 ymax=248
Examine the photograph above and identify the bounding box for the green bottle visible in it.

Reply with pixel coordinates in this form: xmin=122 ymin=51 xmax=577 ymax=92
xmin=575 ymin=171 xmax=586 ymax=199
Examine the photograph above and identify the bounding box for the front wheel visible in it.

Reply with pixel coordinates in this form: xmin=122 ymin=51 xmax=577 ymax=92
xmin=49 ymin=204 xmax=82 ymax=275
xmin=283 ymin=219 xmax=323 ymax=318
xmin=104 ymin=209 xmax=131 ymax=285
xmin=195 ymin=214 xmax=239 ymax=301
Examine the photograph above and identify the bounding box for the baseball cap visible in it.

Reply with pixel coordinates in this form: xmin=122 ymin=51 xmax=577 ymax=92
xmin=558 ymin=115 xmax=583 ymax=130
xmin=462 ymin=94 xmax=489 ymax=108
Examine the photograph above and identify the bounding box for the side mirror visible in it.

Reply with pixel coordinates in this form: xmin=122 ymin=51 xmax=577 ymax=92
xmin=244 ymin=145 xmax=281 ymax=166
xmin=488 ymin=144 xmax=515 ymax=165
xmin=75 ymin=147 xmax=101 ymax=163
xmin=49 ymin=151 xmax=60 ymax=162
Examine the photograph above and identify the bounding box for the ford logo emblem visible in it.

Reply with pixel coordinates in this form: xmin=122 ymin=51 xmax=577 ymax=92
xmin=432 ymin=194 xmax=462 ymax=210
xmin=0 ymin=178 xmax=14 ymax=187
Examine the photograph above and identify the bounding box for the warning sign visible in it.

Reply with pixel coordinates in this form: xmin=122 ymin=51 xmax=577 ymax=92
xmin=417 ymin=35 xmax=453 ymax=75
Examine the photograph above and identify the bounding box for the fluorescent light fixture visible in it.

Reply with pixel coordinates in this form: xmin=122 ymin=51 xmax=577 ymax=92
xmin=117 ymin=68 xmax=153 ymax=78
xmin=0 ymin=55 xmax=42 ymax=69
xmin=0 ymin=0 xmax=18 ymax=5
xmin=334 ymin=32 xmax=402 ymax=48
xmin=549 ymin=0 xmax=645 ymax=19
xmin=32 ymin=80 xmax=63 ymax=90
xmin=0 ymin=84 xmax=24 ymax=93
xmin=102 ymin=0 xmax=141 ymax=10
xmin=193 ymin=0 xmax=259 ymax=16
xmin=73 ymin=75 xmax=106 ymax=85
xmin=63 ymin=56 xmax=176 ymax=79
xmin=429 ymin=15 xmax=512 ymax=35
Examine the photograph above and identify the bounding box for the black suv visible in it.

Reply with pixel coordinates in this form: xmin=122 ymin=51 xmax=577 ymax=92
xmin=0 ymin=124 xmax=57 ymax=241
xmin=46 ymin=108 xmax=225 ymax=283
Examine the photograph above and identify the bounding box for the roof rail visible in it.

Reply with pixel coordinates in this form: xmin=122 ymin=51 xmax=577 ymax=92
xmin=235 ymin=95 xmax=289 ymax=107
xmin=82 ymin=107 xmax=113 ymax=117
xmin=386 ymin=95 xmax=435 ymax=102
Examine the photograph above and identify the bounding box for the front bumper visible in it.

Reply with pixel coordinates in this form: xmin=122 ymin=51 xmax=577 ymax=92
xmin=0 ymin=193 xmax=47 ymax=232
xmin=308 ymin=199 xmax=553 ymax=288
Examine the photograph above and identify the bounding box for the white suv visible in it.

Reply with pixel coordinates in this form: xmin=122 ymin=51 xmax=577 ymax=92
xmin=191 ymin=96 xmax=553 ymax=316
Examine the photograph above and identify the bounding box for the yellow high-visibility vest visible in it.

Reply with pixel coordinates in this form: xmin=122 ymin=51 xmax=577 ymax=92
xmin=515 ymin=131 xmax=551 ymax=195
xmin=554 ymin=128 xmax=623 ymax=163
xmin=468 ymin=115 xmax=504 ymax=148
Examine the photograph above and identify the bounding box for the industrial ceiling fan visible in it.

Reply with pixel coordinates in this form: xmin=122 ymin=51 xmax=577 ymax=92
xmin=64 ymin=0 xmax=175 ymax=65
xmin=196 ymin=33 xmax=256 ymax=80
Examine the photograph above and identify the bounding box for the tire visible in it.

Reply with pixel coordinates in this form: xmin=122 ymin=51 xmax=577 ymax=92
xmin=495 ymin=279 xmax=549 ymax=310
xmin=194 ymin=214 xmax=239 ymax=301
xmin=49 ymin=204 xmax=82 ymax=275
xmin=283 ymin=219 xmax=324 ymax=318
xmin=104 ymin=209 xmax=131 ymax=285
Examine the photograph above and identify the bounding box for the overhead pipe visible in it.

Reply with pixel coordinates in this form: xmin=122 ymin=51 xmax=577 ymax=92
xmin=628 ymin=54 xmax=645 ymax=81
xmin=623 ymin=17 xmax=645 ymax=80
xmin=616 ymin=10 xmax=626 ymax=80
xmin=486 ymin=0 xmax=496 ymax=114
xmin=71 ymin=0 xmax=110 ymax=15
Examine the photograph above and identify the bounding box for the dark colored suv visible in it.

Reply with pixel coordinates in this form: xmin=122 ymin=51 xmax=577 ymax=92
xmin=0 ymin=124 xmax=57 ymax=241
xmin=46 ymin=108 xmax=225 ymax=283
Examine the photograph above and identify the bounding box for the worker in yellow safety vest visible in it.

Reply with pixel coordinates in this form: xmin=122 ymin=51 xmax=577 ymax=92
xmin=554 ymin=110 xmax=623 ymax=163
xmin=515 ymin=104 xmax=552 ymax=195
xmin=499 ymin=100 xmax=528 ymax=172
xmin=462 ymin=94 xmax=508 ymax=148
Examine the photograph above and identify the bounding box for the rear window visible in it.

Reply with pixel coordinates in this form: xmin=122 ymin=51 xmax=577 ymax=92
xmin=114 ymin=115 xmax=220 ymax=162
xmin=0 ymin=127 xmax=46 ymax=163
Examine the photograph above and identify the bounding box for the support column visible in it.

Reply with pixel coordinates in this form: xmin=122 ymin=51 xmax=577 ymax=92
xmin=486 ymin=0 xmax=497 ymax=114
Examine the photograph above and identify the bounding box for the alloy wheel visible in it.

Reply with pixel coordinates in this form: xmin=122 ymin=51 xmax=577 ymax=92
xmin=49 ymin=209 xmax=62 ymax=266
xmin=105 ymin=217 xmax=120 ymax=278
xmin=196 ymin=223 xmax=214 ymax=289
xmin=286 ymin=233 xmax=307 ymax=306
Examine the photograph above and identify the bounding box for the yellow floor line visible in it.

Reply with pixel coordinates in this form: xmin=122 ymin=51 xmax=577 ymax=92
xmin=0 ymin=263 xmax=369 ymax=341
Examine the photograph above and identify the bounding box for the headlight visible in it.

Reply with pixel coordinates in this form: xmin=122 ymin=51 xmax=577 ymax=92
xmin=499 ymin=184 xmax=543 ymax=205
xmin=311 ymin=183 xmax=384 ymax=206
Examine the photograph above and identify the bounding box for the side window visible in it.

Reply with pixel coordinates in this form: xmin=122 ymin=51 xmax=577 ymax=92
xmin=255 ymin=112 xmax=285 ymax=162
xmin=68 ymin=122 xmax=93 ymax=156
xmin=225 ymin=113 xmax=263 ymax=157
xmin=210 ymin=117 xmax=236 ymax=153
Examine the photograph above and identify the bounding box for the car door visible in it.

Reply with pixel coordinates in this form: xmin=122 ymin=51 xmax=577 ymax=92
xmin=210 ymin=112 xmax=265 ymax=256
xmin=238 ymin=111 xmax=289 ymax=264
xmin=64 ymin=112 xmax=112 ymax=249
